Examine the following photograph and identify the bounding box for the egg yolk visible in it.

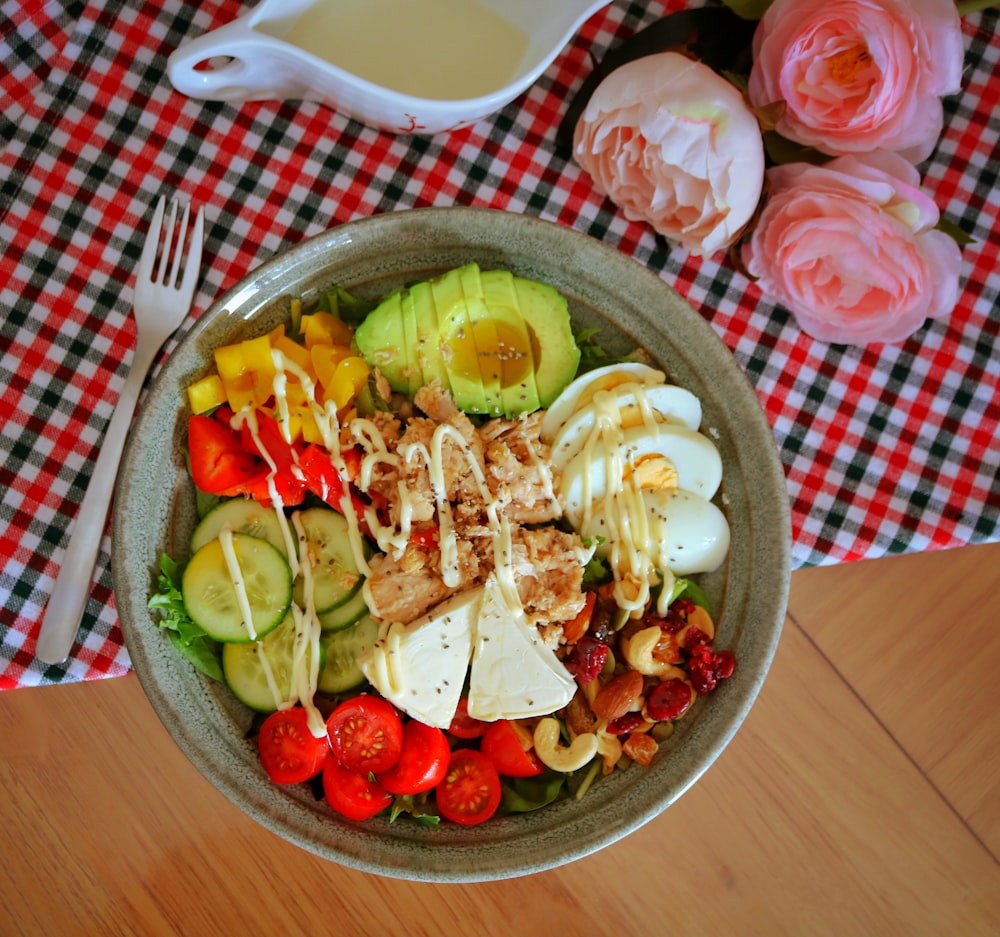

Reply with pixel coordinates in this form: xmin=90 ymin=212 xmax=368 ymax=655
xmin=624 ymin=454 xmax=679 ymax=490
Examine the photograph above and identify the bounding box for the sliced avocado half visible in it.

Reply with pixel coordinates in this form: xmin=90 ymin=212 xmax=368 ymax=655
xmin=480 ymin=269 xmax=541 ymax=417
xmin=401 ymin=286 xmax=422 ymax=398
xmin=433 ymin=264 xmax=490 ymax=415
xmin=353 ymin=263 xmax=579 ymax=416
xmin=514 ymin=277 xmax=580 ymax=407
xmin=353 ymin=288 xmax=409 ymax=394
xmin=410 ymin=279 xmax=452 ymax=396
xmin=458 ymin=264 xmax=504 ymax=418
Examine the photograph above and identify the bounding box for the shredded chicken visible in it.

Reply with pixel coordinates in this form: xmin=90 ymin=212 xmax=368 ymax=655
xmin=481 ymin=411 xmax=561 ymax=524
xmin=358 ymin=384 xmax=588 ymax=633
xmin=512 ymin=527 xmax=589 ymax=626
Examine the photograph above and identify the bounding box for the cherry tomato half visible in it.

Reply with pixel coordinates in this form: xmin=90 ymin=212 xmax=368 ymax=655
xmin=377 ymin=720 xmax=451 ymax=796
xmin=326 ymin=695 xmax=403 ymax=775
xmin=258 ymin=707 xmax=329 ymax=785
xmin=480 ymin=719 xmax=544 ymax=778
xmin=322 ymin=759 xmax=393 ymax=821
xmin=435 ymin=748 xmax=502 ymax=826
xmin=447 ymin=697 xmax=488 ymax=740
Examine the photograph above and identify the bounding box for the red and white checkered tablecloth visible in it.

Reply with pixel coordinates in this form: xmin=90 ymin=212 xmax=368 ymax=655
xmin=2 ymin=0 xmax=998 ymax=689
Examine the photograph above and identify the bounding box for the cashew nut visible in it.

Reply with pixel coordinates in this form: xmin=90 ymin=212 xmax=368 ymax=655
xmin=533 ymin=718 xmax=599 ymax=773
xmin=621 ymin=625 xmax=684 ymax=677
xmin=596 ymin=728 xmax=623 ymax=775
xmin=683 ymin=603 xmax=715 ymax=640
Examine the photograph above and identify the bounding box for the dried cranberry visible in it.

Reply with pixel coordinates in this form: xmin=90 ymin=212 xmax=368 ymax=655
xmin=563 ymin=637 xmax=609 ymax=684
xmin=648 ymin=598 xmax=694 ymax=634
xmin=607 ymin=712 xmax=644 ymax=736
xmin=646 ymin=679 xmax=694 ymax=722
xmin=682 ymin=626 xmax=711 ymax=650
xmin=687 ymin=645 xmax=716 ymax=694
xmin=688 ymin=645 xmax=736 ymax=695
xmin=672 ymin=598 xmax=696 ymax=618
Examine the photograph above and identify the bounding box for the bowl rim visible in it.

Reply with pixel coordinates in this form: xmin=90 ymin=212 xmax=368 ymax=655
xmin=113 ymin=206 xmax=790 ymax=882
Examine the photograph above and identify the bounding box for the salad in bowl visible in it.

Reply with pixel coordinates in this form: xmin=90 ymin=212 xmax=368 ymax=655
xmin=115 ymin=208 xmax=788 ymax=879
xmin=149 ymin=260 xmax=734 ymax=827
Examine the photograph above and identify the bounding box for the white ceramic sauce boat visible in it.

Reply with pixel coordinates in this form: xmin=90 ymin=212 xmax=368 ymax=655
xmin=167 ymin=0 xmax=612 ymax=134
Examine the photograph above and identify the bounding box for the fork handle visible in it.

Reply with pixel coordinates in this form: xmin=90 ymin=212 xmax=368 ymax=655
xmin=35 ymin=339 xmax=159 ymax=665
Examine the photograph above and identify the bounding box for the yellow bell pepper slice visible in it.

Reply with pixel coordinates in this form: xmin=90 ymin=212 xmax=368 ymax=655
xmin=310 ymin=343 xmax=352 ymax=392
xmin=324 ymin=356 xmax=370 ymax=411
xmin=214 ymin=335 xmax=277 ymax=411
xmin=186 ymin=374 xmax=227 ymax=414
xmin=272 ymin=333 xmax=314 ymax=381
xmin=275 ymin=383 xmax=320 ymax=444
xmin=301 ymin=311 xmax=354 ymax=349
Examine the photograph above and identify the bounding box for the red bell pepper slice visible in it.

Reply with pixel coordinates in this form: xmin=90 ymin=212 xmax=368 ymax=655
xmin=187 ymin=415 xmax=259 ymax=495
xmin=210 ymin=408 xmax=306 ymax=507
xmin=193 ymin=408 xmax=308 ymax=507
xmin=299 ymin=444 xmax=368 ymax=520
xmin=341 ymin=445 xmax=362 ymax=482
xmin=409 ymin=528 xmax=439 ymax=549
xmin=238 ymin=411 xmax=303 ymax=474
xmin=212 ymin=405 xmax=237 ymax=429
xmin=223 ymin=465 xmax=307 ymax=508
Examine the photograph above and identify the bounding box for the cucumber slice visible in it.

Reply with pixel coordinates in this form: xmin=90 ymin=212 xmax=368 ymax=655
xmin=183 ymin=533 xmax=292 ymax=643
xmin=222 ymin=612 xmax=326 ymax=712
xmin=318 ymin=615 xmax=379 ymax=695
xmin=293 ymin=507 xmax=364 ymax=614
xmin=317 ymin=589 xmax=369 ymax=632
xmin=190 ymin=498 xmax=287 ymax=554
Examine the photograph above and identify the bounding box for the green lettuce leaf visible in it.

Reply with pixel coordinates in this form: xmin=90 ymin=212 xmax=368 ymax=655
xmin=501 ymin=772 xmax=566 ymax=813
xmin=317 ymin=286 xmax=375 ymax=326
xmin=147 ymin=555 xmax=224 ymax=682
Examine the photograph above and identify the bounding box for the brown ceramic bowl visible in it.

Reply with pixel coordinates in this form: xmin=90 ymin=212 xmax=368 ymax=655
xmin=113 ymin=207 xmax=790 ymax=881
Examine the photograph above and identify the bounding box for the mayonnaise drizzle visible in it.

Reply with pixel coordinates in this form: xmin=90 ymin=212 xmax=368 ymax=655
xmin=255 ymin=637 xmax=286 ymax=708
xmin=218 ymin=525 xmax=258 ymax=640
xmin=226 ymin=343 xmax=558 ymax=730
xmin=227 ymin=406 xmax=299 ymax=565
xmin=566 ymin=382 xmax=686 ymax=616
xmin=396 ymin=425 xmax=495 ymax=588
xmin=514 ymin=417 xmax=559 ymax=511
xmin=268 ymin=349 xmax=372 ymax=579
xmin=290 ymin=511 xmax=325 ymax=736
xmin=215 ymin=351 xmax=362 ymax=736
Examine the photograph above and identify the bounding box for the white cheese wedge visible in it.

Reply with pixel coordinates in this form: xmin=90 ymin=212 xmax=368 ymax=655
xmin=466 ymin=576 xmax=576 ymax=722
xmin=359 ymin=587 xmax=480 ymax=729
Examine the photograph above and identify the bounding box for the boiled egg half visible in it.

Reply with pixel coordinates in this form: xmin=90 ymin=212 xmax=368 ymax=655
xmin=544 ymin=365 xmax=730 ymax=614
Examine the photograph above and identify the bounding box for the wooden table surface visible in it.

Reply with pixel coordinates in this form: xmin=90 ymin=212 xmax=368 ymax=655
xmin=3 ymin=542 xmax=999 ymax=937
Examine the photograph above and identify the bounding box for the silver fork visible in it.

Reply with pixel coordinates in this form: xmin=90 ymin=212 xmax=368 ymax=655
xmin=36 ymin=197 xmax=205 ymax=665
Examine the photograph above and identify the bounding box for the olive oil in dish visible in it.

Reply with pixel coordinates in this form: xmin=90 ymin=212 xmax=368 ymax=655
xmin=283 ymin=0 xmax=529 ymax=100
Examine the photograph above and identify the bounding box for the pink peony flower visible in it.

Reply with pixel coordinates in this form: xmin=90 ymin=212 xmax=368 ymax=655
xmin=573 ymin=52 xmax=765 ymax=257
xmin=742 ymin=151 xmax=962 ymax=344
xmin=747 ymin=0 xmax=964 ymax=162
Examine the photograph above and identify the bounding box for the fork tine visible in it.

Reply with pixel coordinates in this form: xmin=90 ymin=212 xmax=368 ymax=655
xmin=167 ymin=201 xmax=191 ymax=289
xmin=156 ymin=200 xmax=179 ymax=286
xmin=179 ymin=205 xmax=205 ymax=300
xmin=137 ymin=196 xmax=166 ymax=282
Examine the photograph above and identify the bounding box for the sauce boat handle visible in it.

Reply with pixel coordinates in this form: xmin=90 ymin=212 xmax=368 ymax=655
xmin=167 ymin=21 xmax=309 ymax=104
